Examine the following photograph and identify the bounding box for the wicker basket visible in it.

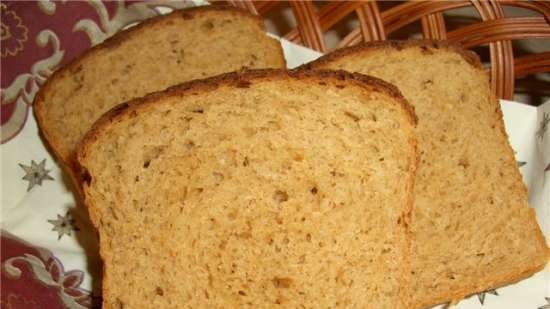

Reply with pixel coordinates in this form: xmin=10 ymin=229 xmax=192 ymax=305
xmin=221 ymin=0 xmax=550 ymax=103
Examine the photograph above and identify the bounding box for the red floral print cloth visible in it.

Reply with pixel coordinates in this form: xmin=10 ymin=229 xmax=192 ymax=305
xmin=1 ymin=231 xmax=96 ymax=309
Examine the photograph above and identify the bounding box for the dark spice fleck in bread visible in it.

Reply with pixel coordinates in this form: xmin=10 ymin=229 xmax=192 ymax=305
xmin=77 ymin=69 xmax=418 ymax=309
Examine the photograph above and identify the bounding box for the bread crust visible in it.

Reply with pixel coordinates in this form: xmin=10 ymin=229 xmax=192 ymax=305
xmin=301 ymin=39 xmax=482 ymax=71
xmin=33 ymin=4 xmax=285 ymax=168
xmin=302 ymin=40 xmax=550 ymax=309
xmin=76 ymin=68 xmax=419 ymax=309
xmin=78 ymin=69 xmax=417 ymax=162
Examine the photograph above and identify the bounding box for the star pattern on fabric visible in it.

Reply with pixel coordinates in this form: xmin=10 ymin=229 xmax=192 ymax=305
xmin=19 ymin=159 xmax=54 ymax=191
xmin=512 ymin=150 xmax=527 ymax=168
xmin=538 ymin=297 xmax=550 ymax=309
xmin=477 ymin=289 xmax=498 ymax=305
xmin=536 ymin=112 xmax=549 ymax=141
xmin=47 ymin=212 xmax=79 ymax=240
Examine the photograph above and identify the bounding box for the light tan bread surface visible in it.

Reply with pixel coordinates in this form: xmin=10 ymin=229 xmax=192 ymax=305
xmin=77 ymin=69 xmax=418 ymax=309
xmin=303 ymin=40 xmax=549 ymax=308
xmin=34 ymin=5 xmax=285 ymax=172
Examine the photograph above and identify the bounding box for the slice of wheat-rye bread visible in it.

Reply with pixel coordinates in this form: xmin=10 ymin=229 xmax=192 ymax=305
xmin=302 ymin=40 xmax=550 ymax=308
xmin=77 ymin=69 xmax=418 ymax=309
xmin=34 ymin=5 xmax=286 ymax=178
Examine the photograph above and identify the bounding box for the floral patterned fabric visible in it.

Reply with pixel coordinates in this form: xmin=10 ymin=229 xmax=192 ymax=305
xmin=1 ymin=232 xmax=96 ymax=309
xmin=1 ymin=0 xmax=191 ymax=143
xmin=1 ymin=1 xmax=549 ymax=308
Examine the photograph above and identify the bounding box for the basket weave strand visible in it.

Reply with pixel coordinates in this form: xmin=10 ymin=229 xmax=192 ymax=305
xmin=221 ymin=0 xmax=550 ymax=101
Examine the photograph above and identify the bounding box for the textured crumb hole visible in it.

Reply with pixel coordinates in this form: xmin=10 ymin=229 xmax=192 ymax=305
xmin=458 ymin=157 xmax=469 ymax=168
xmin=184 ymin=140 xmax=195 ymax=150
xmin=142 ymin=146 xmax=165 ymax=168
xmin=247 ymin=54 xmax=258 ymax=66
xmin=213 ymin=172 xmax=224 ymax=184
xmin=192 ymin=107 xmax=204 ymax=114
xmin=107 ymin=205 xmax=120 ymax=221
xmin=273 ymin=190 xmax=288 ymax=203
xmin=371 ymin=113 xmax=378 ymax=122
xmin=344 ymin=111 xmax=361 ymax=122
xmin=115 ymin=298 xmax=124 ymax=309
xmin=238 ymin=290 xmax=246 ymax=296
xmin=81 ymin=170 xmax=92 ymax=185
xmin=272 ymin=277 xmax=293 ymax=288
xmin=237 ymin=231 xmax=252 ymax=239
xmin=421 ymin=79 xmax=433 ymax=89
xmin=227 ymin=209 xmax=238 ymax=220
xmin=155 ymin=286 xmax=164 ymax=296
xmin=201 ymin=20 xmax=214 ymax=31
xmin=266 ymin=120 xmax=282 ymax=130
xmin=293 ymin=152 xmax=304 ymax=162
xmin=243 ymin=127 xmax=257 ymax=137
xmin=242 ymin=157 xmax=249 ymax=167
xmin=310 ymin=186 xmax=318 ymax=195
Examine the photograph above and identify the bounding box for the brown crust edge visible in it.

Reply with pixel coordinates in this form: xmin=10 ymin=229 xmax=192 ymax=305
xmin=414 ymin=253 xmax=548 ymax=309
xmin=302 ymin=39 xmax=549 ymax=308
xmin=33 ymin=4 xmax=284 ymax=167
xmin=400 ymin=130 xmax=419 ymax=309
xmin=77 ymin=68 xmax=418 ymax=165
xmin=76 ymin=69 xmax=417 ymax=161
xmin=76 ymin=68 xmax=419 ymax=309
xmin=301 ymin=39 xmax=483 ymax=71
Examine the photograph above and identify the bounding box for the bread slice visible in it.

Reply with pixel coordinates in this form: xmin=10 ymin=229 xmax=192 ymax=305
xmin=77 ymin=69 xmax=418 ymax=309
xmin=303 ymin=40 xmax=549 ymax=308
xmin=34 ymin=5 xmax=285 ymax=174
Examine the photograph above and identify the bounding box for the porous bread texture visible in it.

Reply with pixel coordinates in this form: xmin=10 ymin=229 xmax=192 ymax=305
xmin=303 ymin=40 xmax=549 ymax=308
xmin=34 ymin=5 xmax=285 ymax=171
xmin=77 ymin=69 xmax=418 ymax=309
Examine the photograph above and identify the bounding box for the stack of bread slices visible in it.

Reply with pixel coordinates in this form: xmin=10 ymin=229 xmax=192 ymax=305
xmin=34 ymin=5 xmax=548 ymax=309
